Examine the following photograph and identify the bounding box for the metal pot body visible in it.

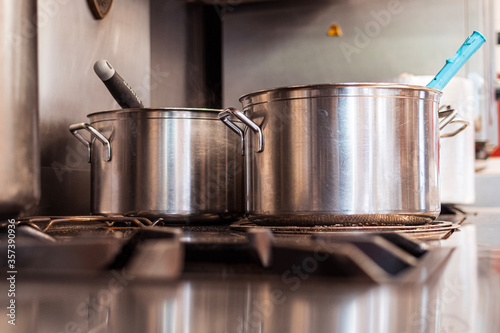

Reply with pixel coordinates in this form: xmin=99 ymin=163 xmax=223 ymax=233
xmin=395 ymin=76 xmax=476 ymax=205
xmin=0 ymin=0 xmax=40 ymax=218
xmin=71 ymin=108 xmax=244 ymax=223
xmin=223 ymin=84 xmax=444 ymax=225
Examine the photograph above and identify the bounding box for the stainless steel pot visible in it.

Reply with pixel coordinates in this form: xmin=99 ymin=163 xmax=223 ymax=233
xmin=220 ymin=83 xmax=464 ymax=226
xmin=0 ymin=0 xmax=40 ymax=218
xmin=70 ymin=108 xmax=244 ymax=223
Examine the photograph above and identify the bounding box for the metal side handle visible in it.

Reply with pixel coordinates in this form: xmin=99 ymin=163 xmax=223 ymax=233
xmin=69 ymin=123 xmax=112 ymax=162
xmin=219 ymin=107 xmax=264 ymax=155
xmin=218 ymin=109 xmax=246 ymax=156
xmin=438 ymin=107 xmax=458 ymax=130
xmin=440 ymin=119 xmax=469 ymax=138
xmin=438 ymin=105 xmax=469 ymax=138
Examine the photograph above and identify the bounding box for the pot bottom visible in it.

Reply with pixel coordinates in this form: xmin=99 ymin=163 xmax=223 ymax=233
xmin=96 ymin=210 xmax=244 ymax=225
xmin=247 ymin=213 xmax=437 ymax=226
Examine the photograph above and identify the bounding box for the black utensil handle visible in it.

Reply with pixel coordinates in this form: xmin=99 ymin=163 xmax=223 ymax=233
xmin=94 ymin=59 xmax=144 ymax=109
xmin=103 ymin=72 xmax=144 ymax=108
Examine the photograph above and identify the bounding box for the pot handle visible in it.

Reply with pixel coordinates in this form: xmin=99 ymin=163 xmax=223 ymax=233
xmin=438 ymin=107 xmax=458 ymax=130
xmin=440 ymin=119 xmax=469 ymax=138
xmin=438 ymin=106 xmax=469 ymax=138
xmin=218 ymin=109 xmax=246 ymax=156
xmin=69 ymin=123 xmax=112 ymax=162
xmin=218 ymin=107 xmax=264 ymax=155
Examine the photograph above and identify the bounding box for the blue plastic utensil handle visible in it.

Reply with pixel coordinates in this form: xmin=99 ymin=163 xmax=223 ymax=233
xmin=426 ymin=31 xmax=486 ymax=91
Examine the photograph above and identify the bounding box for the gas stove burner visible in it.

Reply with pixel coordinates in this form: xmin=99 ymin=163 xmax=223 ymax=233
xmin=230 ymin=219 xmax=459 ymax=240
xmin=12 ymin=215 xmax=156 ymax=239
xmin=19 ymin=215 xmax=154 ymax=228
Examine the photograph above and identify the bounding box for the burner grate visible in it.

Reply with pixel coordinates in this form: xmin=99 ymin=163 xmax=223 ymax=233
xmin=17 ymin=215 xmax=154 ymax=231
xmin=0 ymin=215 xmax=457 ymax=282
xmin=7 ymin=216 xmax=158 ymax=239
xmin=230 ymin=219 xmax=460 ymax=240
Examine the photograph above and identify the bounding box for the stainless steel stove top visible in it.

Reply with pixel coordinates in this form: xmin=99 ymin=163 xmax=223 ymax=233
xmin=1 ymin=209 xmax=498 ymax=333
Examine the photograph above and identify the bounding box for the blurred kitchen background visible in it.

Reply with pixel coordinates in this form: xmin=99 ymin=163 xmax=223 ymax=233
xmin=34 ymin=0 xmax=498 ymax=216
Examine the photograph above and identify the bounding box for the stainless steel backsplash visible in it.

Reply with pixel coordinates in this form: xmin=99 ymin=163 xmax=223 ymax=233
xmin=222 ymin=0 xmax=495 ymax=146
xmin=37 ymin=0 xmax=150 ymax=215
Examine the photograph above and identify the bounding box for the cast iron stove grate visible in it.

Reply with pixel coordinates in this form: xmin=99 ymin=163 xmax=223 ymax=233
xmin=0 ymin=215 xmax=457 ymax=283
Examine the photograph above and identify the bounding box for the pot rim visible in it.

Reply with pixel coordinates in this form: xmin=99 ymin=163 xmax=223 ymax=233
xmin=87 ymin=107 xmax=223 ymax=118
xmin=239 ymin=82 xmax=442 ymax=103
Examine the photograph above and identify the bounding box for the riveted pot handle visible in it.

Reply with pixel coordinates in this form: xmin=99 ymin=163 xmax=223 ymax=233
xmin=219 ymin=107 xmax=264 ymax=154
xmin=69 ymin=123 xmax=112 ymax=162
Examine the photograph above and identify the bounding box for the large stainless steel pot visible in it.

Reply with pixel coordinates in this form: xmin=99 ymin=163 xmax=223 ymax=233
xmin=70 ymin=108 xmax=243 ymax=223
xmin=0 ymin=0 xmax=40 ymax=218
xmin=220 ymin=83 xmax=464 ymax=226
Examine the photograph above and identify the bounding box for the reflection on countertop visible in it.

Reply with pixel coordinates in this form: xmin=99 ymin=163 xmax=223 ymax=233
xmin=1 ymin=210 xmax=499 ymax=333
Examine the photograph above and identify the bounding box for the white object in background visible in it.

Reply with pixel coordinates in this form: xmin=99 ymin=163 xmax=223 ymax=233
xmin=394 ymin=75 xmax=476 ymax=204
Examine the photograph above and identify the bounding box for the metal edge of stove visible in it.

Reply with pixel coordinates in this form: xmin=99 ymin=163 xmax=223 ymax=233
xmin=0 ymin=216 xmax=456 ymax=284
xmin=0 ymin=222 xmax=185 ymax=280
